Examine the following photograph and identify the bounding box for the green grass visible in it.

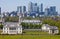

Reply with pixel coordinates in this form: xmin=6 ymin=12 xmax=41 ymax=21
xmin=0 ymin=30 xmax=60 ymax=39
xmin=23 ymin=30 xmax=49 ymax=35
xmin=0 ymin=35 xmax=60 ymax=39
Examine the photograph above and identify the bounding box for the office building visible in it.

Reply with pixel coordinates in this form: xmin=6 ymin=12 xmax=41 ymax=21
xmin=45 ymin=8 xmax=50 ymax=16
xmin=39 ymin=3 xmax=43 ymax=13
xmin=17 ymin=6 xmax=26 ymax=13
xmin=17 ymin=6 xmax=22 ymax=13
xmin=0 ymin=7 xmax=1 ymax=15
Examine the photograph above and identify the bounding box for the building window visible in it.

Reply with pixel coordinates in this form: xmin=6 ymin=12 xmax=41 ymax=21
xmin=9 ymin=27 xmax=16 ymax=30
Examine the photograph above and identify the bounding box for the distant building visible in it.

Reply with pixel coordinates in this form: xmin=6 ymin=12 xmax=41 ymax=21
xmin=28 ymin=2 xmax=33 ymax=13
xmin=33 ymin=3 xmax=38 ymax=12
xmin=22 ymin=20 xmax=42 ymax=25
xmin=0 ymin=7 xmax=1 ymax=15
xmin=28 ymin=2 xmax=44 ymax=17
xmin=17 ymin=6 xmax=26 ymax=13
xmin=45 ymin=8 xmax=50 ymax=16
xmin=44 ymin=6 xmax=58 ymax=16
xmin=39 ymin=3 xmax=43 ymax=13
xmin=50 ymin=6 xmax=58 ymax=16
xmin=28 ymin=2 xmax=38 ymax=13
xmin=17 ymin=6 xmax=22 ymax=13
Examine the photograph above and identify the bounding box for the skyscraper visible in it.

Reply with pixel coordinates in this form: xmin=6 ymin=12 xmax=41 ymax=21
xmin=50 ymin=6 xmax=56 ymax=12
xmin=39 ymin=3 xmax=43 ymax=13
xmin=50 ymin=6 xmax=58 ymax=16
xmin=17 ymin=6 xmax=26 ymax=13
xmin=28 ymin=2 xmax=33 ymax=13
xmin=0 ymin=7 xmax=1 ymax=15
xmin=22 ymin=6 xmax=26 ymax=13
xmin=17 ymin=6 xmax=22 ymax=13
xmin=28 ymin=2 xmax=38 ymax=13
xmin=45 ymin=8 xmax=50 ymax=16
xmin=45 ymin=6 xmax=58 ymax=16
xmin=41 ymin=3 xmax=43 ymax=12
xmin=33 ymin=3 xmax=38 ymax=12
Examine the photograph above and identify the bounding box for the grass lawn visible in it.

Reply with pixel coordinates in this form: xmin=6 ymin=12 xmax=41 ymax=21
xmin=0 ymin=30 xmax=60 ymax=39
xmin=23 ymin=30 xmax=49 ymax=35
xmin=0 ymin=35 xmax=60 ymax=39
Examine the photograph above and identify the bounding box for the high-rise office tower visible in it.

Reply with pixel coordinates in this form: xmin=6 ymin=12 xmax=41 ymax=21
xmin=45 ymin=8 xmax=50 ymax=16
xmin=33 ymin=3 xmax=38 ymax=12
xmin=50 ymin=6 xmax=56 ymax=12
xmin=28 ymin=2 xmax=33 ymax=13
xmin=0 ymin=7 xmax=1 ymax=15
xmin=41 ymin=3 xmax=43 ymax=12
xmin=28 ymin=2 xmax=38 ymax=13
xmin=22 ymin=6 xmax=26 ymax=13
xmin=17 ymin=6 xmax=22 ymax=13
xmin=50 ymin=6 xmax=57 ymax=16
xmin=17 ymin=6 xmax=26 ymax=13
xmin=39 ymin=3 xmax=43 ymax=13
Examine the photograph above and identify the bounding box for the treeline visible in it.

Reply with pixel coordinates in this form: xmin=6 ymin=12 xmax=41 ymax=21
xmin=5 ymin=16 xmax=19 ymax=22
xmin=21 ymin=22 xmax=42 ymax=29
xmin=0 ymin=23 xmax=3 ymax=29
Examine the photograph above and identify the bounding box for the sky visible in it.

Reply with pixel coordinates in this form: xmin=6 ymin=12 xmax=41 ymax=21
xmin=0 ymin=0 xmax=60 ymax=14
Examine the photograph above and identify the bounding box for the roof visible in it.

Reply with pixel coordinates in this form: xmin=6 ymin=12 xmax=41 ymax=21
xmin=4 ymin=22 xmax=22 ymax=28
xmin=22 ymin=20 xmax=41 ymax=23
xmin=49 ymin=26 xmax=58 ymax=30
xmin=42 ymin=24 xmax=58 ymax=30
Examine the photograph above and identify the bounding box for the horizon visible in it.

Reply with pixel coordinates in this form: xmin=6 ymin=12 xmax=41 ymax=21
xmin=0 ymin=0 xmax=60 ymax=14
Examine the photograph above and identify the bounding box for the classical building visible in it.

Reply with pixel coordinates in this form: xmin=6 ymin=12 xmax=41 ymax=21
xmin=2 ymin=22 xmax=22 ymax=34
xmin=41 ymin=24 xmax=59 ymax=34
xmin=1 ymin=15 xmax=22 ymax=34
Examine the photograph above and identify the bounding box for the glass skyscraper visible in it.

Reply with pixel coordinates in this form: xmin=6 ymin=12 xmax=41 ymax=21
xmin=28 ymin=2 xmax=38 ymax=13
xmin=22 ymin=6 xmax=26 ymax=13
xmin=28 ymin=2 xmax=33 ymax=13
xmin=17 ymin=6 xmax=22 ymax=13
xmin=0 ymin=7 xmax=1 ymax=15
xmin=17 ymin=6 xmax=26 ymax=13
xmin=45 ymin=6 xmax=58 ymax=16
xmin=39 ymin=3 xmax=43 ymax=13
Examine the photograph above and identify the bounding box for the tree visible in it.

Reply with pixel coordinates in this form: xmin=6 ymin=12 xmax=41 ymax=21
xmin=0 ymin=24 xmax=3 ymax=29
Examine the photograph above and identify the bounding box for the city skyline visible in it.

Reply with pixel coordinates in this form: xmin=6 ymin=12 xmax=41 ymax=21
xmin=0 ymin=0 xmax=60 ymax=14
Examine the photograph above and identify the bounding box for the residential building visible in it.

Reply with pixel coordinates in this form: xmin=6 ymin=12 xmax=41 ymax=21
xmin=22 ymin=6 xmax=26 ymax=13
